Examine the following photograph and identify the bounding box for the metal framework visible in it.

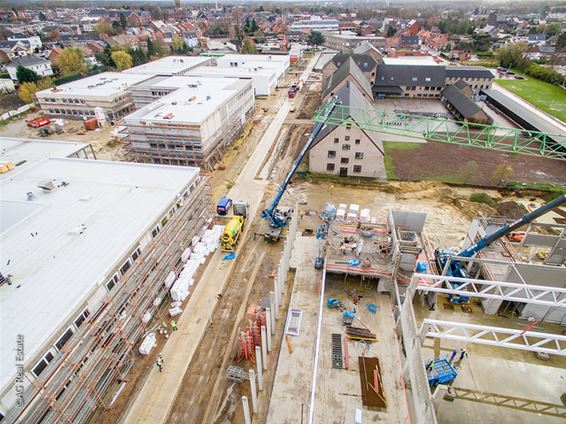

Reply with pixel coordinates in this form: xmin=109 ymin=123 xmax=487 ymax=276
xmin=312 ymin=103 xmax=566 ymax=160
xmin=450 ymin=386 xmax=566 ymax=419
xmin=413 ymin=273 xmax=566 ymax=308
xmin=422 ymin=319 xmax=566 ymax=355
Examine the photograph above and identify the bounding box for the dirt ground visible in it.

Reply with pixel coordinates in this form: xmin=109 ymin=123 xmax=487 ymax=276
xmin=0 ymin=111 xmax=123 ymax=160
xmin=386 ymin=141 xmax=566 ymax=186
xmin=161 ymin=178 xmax=537 ymax=424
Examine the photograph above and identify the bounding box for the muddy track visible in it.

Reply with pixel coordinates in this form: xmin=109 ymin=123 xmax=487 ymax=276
xmin=166 ymin=236 xmax=280 ymax=423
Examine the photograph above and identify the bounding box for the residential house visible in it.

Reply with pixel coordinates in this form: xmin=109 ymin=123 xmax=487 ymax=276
xmin=405 ymin=19 xmax=420 ymax=36
xmin=373 ymin=64 xmax=446 ymax=98
xmin=400 ymin=35 xmax=419 ymax=49
xmin=527 ymin=34 xmax=546 ymax=45
xmin=478 ymin=25 xmax=497 ymax=38
xmin=7 ymin=56 xmax=54 ymax=81
xmin=0 ymin=78 xmax=15 ymax=94
xmin=309 ymin=84 xmax=387 ymax=180
xmin=182 ymin=32 xmax=199 ymax=48
xmin=445 ymin=66 xmax=494 ymax=91
xmin=322 ymin=53 xmax=378 ymax=87
xmin=353 ymin=41 xmax=385 ymax=64
xmin=441 ymin=84 xmax=492 ymax=124
xmin=0 ymin=40 xmax=34 ymax=58
xmin=321 ymin=56 xmax=374 ymax=103
xmin=126 ymin=11 xmax=151 ymax=27
xmin=7 ymin=35 xmax=42 ymax=50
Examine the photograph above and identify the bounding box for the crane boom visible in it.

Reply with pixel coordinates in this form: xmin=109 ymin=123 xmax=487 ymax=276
xmin=458 ymin=194 xmax=566 ymax=257
xmin=435 ymin=194 xmax=565 ymax=303
xmin=261 ymin=97 xmax=342 ymax=228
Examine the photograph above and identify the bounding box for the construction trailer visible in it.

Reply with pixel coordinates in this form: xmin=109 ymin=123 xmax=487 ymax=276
xmin=0 ymin=142 xmax=212 ymax=423
xmin=123 ymin=79 xmax=255 ymax=169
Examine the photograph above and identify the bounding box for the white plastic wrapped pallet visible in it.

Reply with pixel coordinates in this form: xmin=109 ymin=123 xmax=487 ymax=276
xmin=141 ymin=311 xmax=152 ymax=324
xmin=169 ymin=306 xmax=183 ymax=317
xmin=181 ymin=247 xmax=191 ymax=263
xmin=139 ymin=332 xmax=157 ymax=355
xmin=165 ymin=270 xmax=176 ymax=288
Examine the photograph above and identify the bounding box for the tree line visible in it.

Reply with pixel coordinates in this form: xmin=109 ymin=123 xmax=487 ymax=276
xmin=498 ymin=42 xmax=565 ymax=85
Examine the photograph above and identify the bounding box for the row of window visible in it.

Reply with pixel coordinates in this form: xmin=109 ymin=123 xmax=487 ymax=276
xmin=150 ymin=90 xmax=172 ymax=97
xmin=333 ymin=137 xmax=361 ymax=144
xmin=48 ymin=108 xmax=95 ymax=116
xmin=149 ymin=143 xmax=198 ymax=151
xmin=328 ymin=150 xmax=364 ymax=160
xmin=327 ymin=163 xmax=362 ymax=173
xmin=406 ymin=86 xmax=442 ymax=91
xmin=32 ymin=308 xmax=90 ymax=378
xmin=43 ymin=98 xmax=86 ymax=104
xmin=154 ymin=158 xmax=199 ymax=166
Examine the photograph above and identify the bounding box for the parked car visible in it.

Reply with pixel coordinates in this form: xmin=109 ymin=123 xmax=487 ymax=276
xmin=216 ymin=196 xmax=233 ymax=216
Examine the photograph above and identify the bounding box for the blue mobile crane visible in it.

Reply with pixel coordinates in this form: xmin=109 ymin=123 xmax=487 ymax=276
xmin=257 ymin=97 xmax=342 ymax=241
xmin=435 ymin=194 xmax=566 ymax=303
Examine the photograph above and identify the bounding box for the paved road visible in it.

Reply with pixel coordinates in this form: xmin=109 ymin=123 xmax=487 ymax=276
xmin=121 ymin=54 xmax=319 ymax=424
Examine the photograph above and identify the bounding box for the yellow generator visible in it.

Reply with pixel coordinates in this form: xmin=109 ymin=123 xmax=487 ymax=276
xmin=221 ymin=216 xmax=245 ymax=252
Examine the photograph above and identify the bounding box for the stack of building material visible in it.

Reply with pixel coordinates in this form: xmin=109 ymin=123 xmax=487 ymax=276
xmin=170 ymin=225 xmax=224 ymax=301
xmin=141 ymin=311 xmax=153 ymax=323
xmin=336 ymin=203 xmax=347 ymax=220
xmin=347 ymin=204 xmax=359 ymax=221
xmin=346 ymin=326 xmax=377 ymax=341
xmin=139 ymin=333 xmax=157 ymax=355
xmin=360 ymin=208 xmax=371 ymax=223
xmin=164 ymin=271 xmax=176 ymax=288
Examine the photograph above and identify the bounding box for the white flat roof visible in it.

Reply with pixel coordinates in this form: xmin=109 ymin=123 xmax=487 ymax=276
xmin=133 ymin=74 xmax=245 ymax=91
xmin=123 ymin=56 xmax=211 ymax=76
xmin=36 ymin=72 xmax=152 ymax=98
xmin=218 ymin=54 xmax=289 ymax=63
xmin=0 ymin=157 xmax=199 ymax=390
xmin=383 ymin=56 xmax=439 ymax=66
xmin=187 ymin=66 xmax=275 ymax=79
xmin=323 ymin=30 xmax=386 ymax=40
xmin=125 ymin=78 xmax=250 ymax=125
xmin=0 ymin=138 xmax=86 ymax=179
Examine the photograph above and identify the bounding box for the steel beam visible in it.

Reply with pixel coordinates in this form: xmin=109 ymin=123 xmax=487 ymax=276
xmin=450 ymin=386 xmax=566 ymax=419
xmin=313 ymin=104 xmax=566 ymax=160
xmin=413 ymin=273 xmax=566 ymax=308
xmin=422 ymin=319 xmax=566 ymax=355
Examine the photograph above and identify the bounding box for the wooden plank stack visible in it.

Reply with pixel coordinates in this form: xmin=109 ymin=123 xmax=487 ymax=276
xmin=346 ymin=326 xmax=377 ymax=341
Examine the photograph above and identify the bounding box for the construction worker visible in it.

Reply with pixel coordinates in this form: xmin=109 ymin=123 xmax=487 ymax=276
xmin=156 ymin=353 xmax=164 ymax=372
xmin=454 ymin=349 xmax=467 ymax=369
xmin=171 ymin=320 xmax=178 ymax=331
xmin=449 ymin=349 xmax=459 ymax=365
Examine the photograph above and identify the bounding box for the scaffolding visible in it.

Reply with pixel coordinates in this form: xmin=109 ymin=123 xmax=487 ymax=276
xmin=4 ymin=177 xmax=213 ymax=424
xmin=124 ymin=107 xmax=255 ymax=170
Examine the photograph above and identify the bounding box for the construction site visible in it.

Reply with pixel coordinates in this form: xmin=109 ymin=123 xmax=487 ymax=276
xmin=1 ymin=49 xmax=565 ymax=424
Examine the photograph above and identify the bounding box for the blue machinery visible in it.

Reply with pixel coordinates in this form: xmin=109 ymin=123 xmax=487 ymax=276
xmin=260 ymin=97 xmax=342 ymax=232
xmin=435 ymin=195 xmax=566 ymax=302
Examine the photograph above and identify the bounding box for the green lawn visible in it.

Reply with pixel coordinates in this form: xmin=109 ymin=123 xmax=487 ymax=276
xmin=495 ymin=72 xmax=566 ymax=122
